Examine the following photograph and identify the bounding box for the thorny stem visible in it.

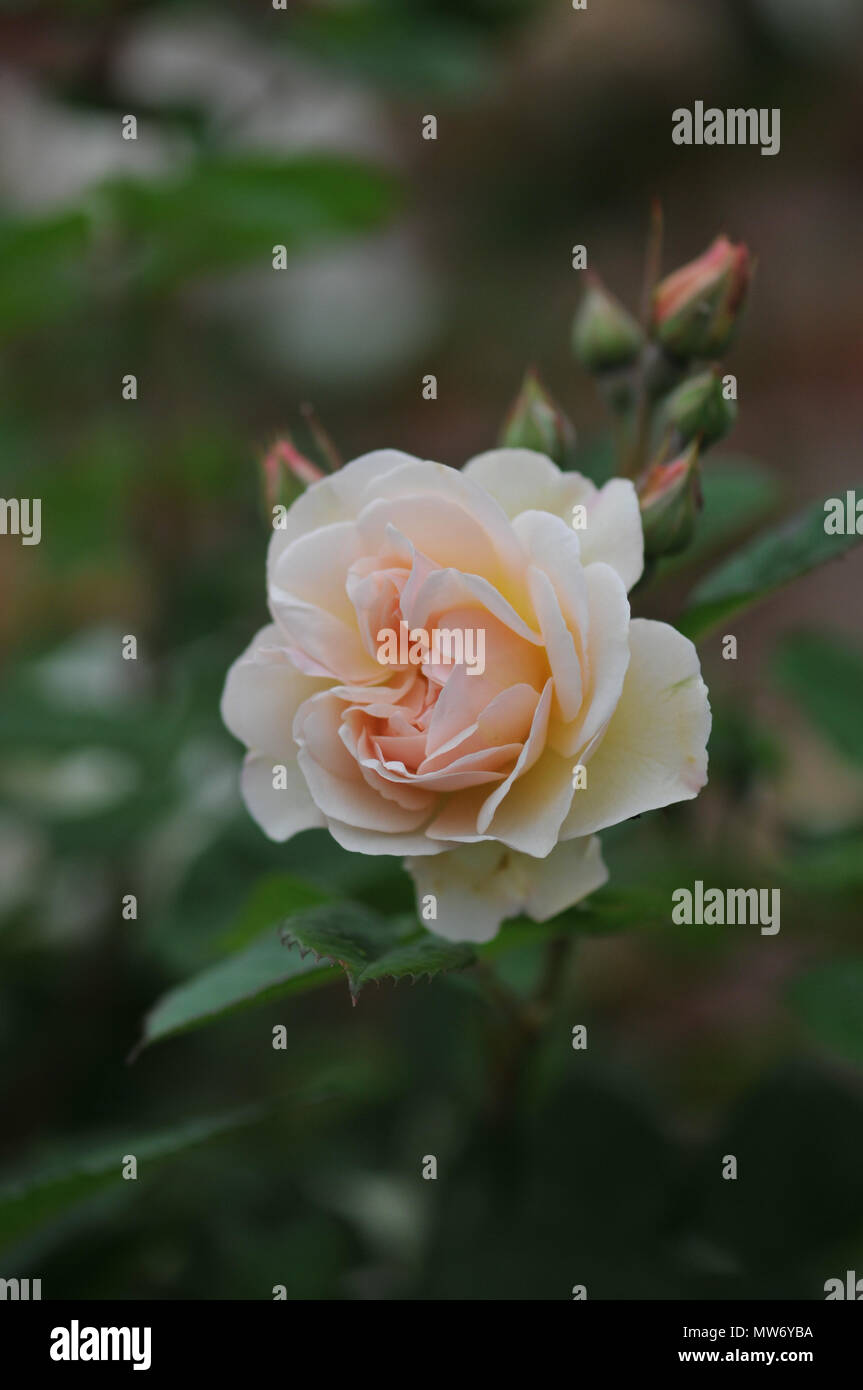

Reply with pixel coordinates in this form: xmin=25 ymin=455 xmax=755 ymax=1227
xmin=624 ymin=198 xmax=664 ymax=481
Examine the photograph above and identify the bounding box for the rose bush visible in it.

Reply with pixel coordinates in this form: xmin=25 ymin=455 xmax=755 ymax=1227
xmin=221 ymin=447 xmax=711 ymax=942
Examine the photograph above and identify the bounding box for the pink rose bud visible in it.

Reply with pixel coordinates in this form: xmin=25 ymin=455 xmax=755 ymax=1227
xmin=261 ymin=437 xmax=325 ymax=514
xmin=652 ymin=235 xmax=751 ymax=360
xmin=499 ymin=368 xmax=576 ymax=467
xmin=639 ymin=441 xmax=701 ymax=559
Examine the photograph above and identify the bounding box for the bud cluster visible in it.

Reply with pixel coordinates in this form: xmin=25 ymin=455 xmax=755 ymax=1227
xmin=278 ymin=219 xmax=755 ymax=579
xmin=570 ymin=229 xmax=753 ymax=560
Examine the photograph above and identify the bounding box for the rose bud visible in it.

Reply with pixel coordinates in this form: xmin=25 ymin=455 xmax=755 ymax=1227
xmin=652 ymin=235 xmax=751 ymax=360
xmin=639 ymin=441 xmax=702 ymax=559
xmin=572 ymin=275 xmax=644 ymax=372
xmin=499 ymin=368 xmax=577 ymax=467
xmin=663 ymin=368 xmax=738 ymax=448
xmin=260 ymin=436 xmax=324 ymax=516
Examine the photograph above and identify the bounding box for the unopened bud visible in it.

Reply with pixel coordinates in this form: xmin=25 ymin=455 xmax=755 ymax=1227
xmin=664 ymin=369 xmax=737 ymax=448
xmin=572 ymin=276 xmax=644 ymax=372
xmin=261 ymin=436 xmax=324 ymax=514
xmin=638 ymin=442 xmax=701 ymax=559
xmin=652 ymin=235 xmax=751 ymax=360
xmin=499 ymin=368 xmax=576 ymax=467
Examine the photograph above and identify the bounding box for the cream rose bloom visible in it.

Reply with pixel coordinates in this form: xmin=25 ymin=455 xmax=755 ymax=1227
xmin=221 ymin=448 xmax=710 ymax=942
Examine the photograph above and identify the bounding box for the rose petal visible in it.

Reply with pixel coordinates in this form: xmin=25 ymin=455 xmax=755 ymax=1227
xmin=295 ymin=692 xmax=434 ymax=833
xmin=328 ymin=817 xmax=450 ymax=857
xmin=526 ymin=564 xmax=583 ymax=724
xmin=405 ymin=834 xmax=608 ymax=943
xmin=462 ymin=446 xmax=565 ymax=506
xmin=367 ymin=457 xmax=526 ymax=584
xmin=240 ymin=752 xmax=326 ymax=842
xmin=477 ymin=679 xmax=553 ymax=836
xmin=577 ymin=478 xmax=644 ymax=591
xmin=267 ymin=449 xmax=423 ymax=580
xmin=483 ymin=747 xmax=576 ymax=857
xmin=559 ymin=618 xmax=711 ymax=838
xmin=465 ymin=449 xmax=643 ymax=590
xmin=220 ymin=623 xmax=330 ymax=758
xmin=355 ymin=494 xmax=510 ymax=596
xmin=548 ymin=561 xmax=631 ymax=759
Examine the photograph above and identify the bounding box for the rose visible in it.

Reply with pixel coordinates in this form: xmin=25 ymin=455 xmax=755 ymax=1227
xmin=221 ymin=448 xmax=711 ymax=942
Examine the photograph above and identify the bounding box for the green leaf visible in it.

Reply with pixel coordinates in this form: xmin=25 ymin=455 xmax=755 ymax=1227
xmin=102 ymin=154 xmax=399 ymax=290
xmin=0 ymin=1107 xmax=262 ymax=1253
xmin=138 ymin=898 xmax=473 ymax=1047
xmin=351 ymin=937 xmax=475 ymax=991
xmin=136 ymin=922 xmax=339 ymax=1054
xmin=139 ymin=879 xmax=665 ymax=1046
xmin=773 ymin=630 xmax=863 ymax=764
xmin=679 ymin=492 xmax=863 ymax=640
xmin=788 ymin=959 xmax=863 ymax=1067
xmin=216 ymin=872 xmax=331 ymax=951
xmin=282 ymin=903 xmax=475 ymax=999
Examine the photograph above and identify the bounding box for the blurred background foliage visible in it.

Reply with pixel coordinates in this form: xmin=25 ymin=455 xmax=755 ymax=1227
xmin=1 ymin=0 xmax=862 ymax=1300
